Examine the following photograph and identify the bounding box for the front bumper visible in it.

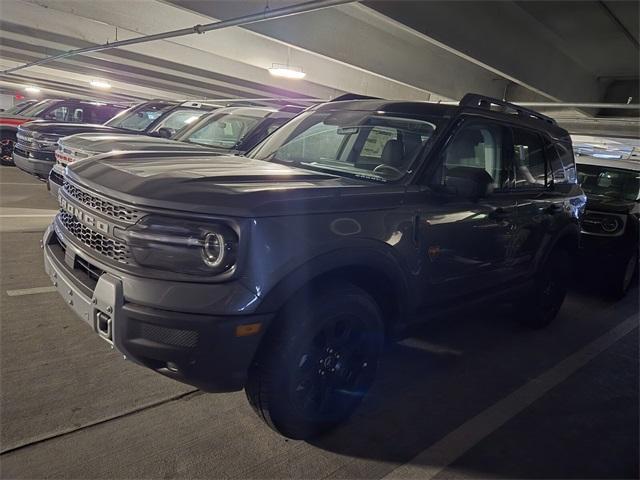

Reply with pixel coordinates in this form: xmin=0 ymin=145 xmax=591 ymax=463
xmin=43 ymin=224 xmax=271 ymax=392
xmin=13 ymin=149 xmax=55 ymax=178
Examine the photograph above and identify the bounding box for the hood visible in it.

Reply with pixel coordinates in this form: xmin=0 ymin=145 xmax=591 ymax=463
xmin=60 ymin=132 xmax=213 ymax=154
xmin=19 ymin=120 xmax=112 ymax=138
xmin=66 ymin=151 xmax=403 ymax=217
xmin=585 ymin=194 xmax=637 ymax=214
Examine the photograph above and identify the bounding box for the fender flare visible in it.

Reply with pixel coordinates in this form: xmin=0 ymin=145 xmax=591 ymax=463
xmin=255 ymin=245 xmax=412 ymax=321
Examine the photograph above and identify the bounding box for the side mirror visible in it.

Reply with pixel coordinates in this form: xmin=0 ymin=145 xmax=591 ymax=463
xmin=444 ymin=167 xmax=493 ymax=199
xmin=157 ymin=127 xmax=175 ymax=139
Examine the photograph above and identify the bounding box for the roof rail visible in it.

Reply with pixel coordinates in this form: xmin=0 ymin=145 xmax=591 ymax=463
xmin=277 ymin=105 xmax=306 ymax=113
xmin=459 ymin=93 xmax=557 ymax=126
xmin=330 ymin=93 xmax=382 ymax=102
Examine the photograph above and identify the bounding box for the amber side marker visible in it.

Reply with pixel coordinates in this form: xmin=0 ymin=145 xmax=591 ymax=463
xmin=236 ymin=323 xmax=262 ymax=337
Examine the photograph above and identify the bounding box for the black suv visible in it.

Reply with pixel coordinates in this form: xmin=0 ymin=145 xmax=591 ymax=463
xmin=43 ymin=95 xmax=584 ymax=439
xmin=14 ymin=100 xmax=218 ymax=179
xmin=1 ymin=98 xmax=127 ymax=165
xmin=48 ymin=105 xmax=303 ymax=196
xmin=575 ymin=155 xmax=639 ymax=297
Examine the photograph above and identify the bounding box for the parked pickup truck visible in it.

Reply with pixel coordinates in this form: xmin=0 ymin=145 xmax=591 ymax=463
xmin=575 ymin=155 xmax=639 ymax=298
xmin=15 ymin=100 xmax=218 ymax=179
xmin=43 ymin=94 xmax=585 ymax=439
xmin=48 ymin=105 xmax=304 ymax=196
xmin=2 ymin=98 xmax=128 ymax=165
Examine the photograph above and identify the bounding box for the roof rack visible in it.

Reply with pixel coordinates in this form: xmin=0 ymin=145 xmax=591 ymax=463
xmin=330 ymin=93 xmax=382 ymax=102
xmin=459 ymin=93 xmax=557 ymax=126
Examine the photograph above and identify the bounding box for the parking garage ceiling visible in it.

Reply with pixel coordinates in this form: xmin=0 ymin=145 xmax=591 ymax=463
xmin=0 ymin=0 xmax=638 ymax=126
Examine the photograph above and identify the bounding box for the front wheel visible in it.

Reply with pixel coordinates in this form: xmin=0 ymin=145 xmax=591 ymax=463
xmin=0 ymin=133 xmax=17 ymax=165
xmin=520 ymin=249 xmax=570 ymax=329
xmin=245 ymin=283 xmax=384 ymax=439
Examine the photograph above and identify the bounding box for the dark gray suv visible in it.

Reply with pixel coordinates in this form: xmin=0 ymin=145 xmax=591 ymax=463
xmin=43 ymin=94 xmax=585 ymax=439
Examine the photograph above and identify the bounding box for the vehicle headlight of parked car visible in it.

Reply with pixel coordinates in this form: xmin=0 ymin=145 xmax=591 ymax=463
xmin=119 ymin=215 xmax=238 ymax=275
xmin=581 ymin=211 xmax=626 ymax=236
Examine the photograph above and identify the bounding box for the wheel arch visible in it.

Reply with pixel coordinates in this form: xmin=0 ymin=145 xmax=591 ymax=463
xmin=255 ymin=247 xmax=411 ymax=338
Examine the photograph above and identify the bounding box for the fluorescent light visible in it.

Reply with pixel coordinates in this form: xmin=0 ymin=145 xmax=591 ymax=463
xmin=24 ymin=86 xmax=41 ymax=93
xmin=90 ymin=79 xmax=111 ymax=89
xmin=268 ymin=64 xmax=306 ymax=79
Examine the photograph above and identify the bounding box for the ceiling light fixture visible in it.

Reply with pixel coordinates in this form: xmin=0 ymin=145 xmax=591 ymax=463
xmin=90 ymin=79 xmax=111 ymax=89
xmin=24 ymin=85 xmax=41 ymax=93
xmin=268 ymin=63 xmax=306 ymax=79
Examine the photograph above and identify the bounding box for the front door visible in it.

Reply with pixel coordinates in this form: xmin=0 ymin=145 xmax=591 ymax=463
xmin=416 ymin=118 xmax=520 ymax=305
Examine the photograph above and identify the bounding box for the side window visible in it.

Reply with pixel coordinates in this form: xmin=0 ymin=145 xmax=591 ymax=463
xmin=44 ymin=106 xmax=69 ymax=121
xmin=265 ymin=118 xmax=288 ymax=135
xmin=512 ymin=128 xmax=546 ymax=188
xmin=555 ymin=141 xmax=577 ymax=184
xmin=440 ymin=121 xmax=509 ymax=190
xmin=71 ymin=108 xmax=84 ymax=122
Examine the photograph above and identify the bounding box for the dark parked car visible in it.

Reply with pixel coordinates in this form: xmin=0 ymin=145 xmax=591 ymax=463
xmin=14 ymin=100 xmax=218 ymax=179
xmin=576 ymin=155 xmax=639 ymax=298
xmin=48 ymin=105 xmax=304 ymax=195
xmin=43 ymin=94 xmax=584 ymax=439
xmin=1 ymin=98 xmax=128 ymax=165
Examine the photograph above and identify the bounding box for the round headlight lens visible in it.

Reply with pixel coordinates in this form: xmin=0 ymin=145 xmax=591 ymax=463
xmin=601 ymin=217 xmax=619 ymax=233
xmin=202 ymin=232 xmax=225 ymax=267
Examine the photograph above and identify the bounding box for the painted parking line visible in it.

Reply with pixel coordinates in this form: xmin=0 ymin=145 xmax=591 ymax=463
xmin=384 ymin=313 xmax=639 ymax=480
xmin=6 ymin=286 xmax=56 ymax=297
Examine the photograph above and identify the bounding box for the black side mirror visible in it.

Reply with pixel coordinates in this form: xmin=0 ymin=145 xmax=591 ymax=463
xmin=445 ymin=166 xmax=493 ymax=199
xmin=157 ymin=127 xmax=175 ymax=139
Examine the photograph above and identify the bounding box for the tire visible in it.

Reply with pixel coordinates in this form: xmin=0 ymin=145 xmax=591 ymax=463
xmin=520 ymin=249 xmax=570 ymax=329
xmin=0 ymin=132 xmax=17 ymax=166
xmin=606 ymin=250 xmax=638 ymax=300
xmin=245 ymin=282 xmax=384 ymax=439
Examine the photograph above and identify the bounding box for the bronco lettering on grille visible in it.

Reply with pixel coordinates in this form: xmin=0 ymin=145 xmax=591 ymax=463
xmin=59 ymin=196 xmax=111 ymax=235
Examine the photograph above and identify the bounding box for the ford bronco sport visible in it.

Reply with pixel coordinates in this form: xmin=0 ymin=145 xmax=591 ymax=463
xmin=43 ymin=94 xmax=585 ymax=439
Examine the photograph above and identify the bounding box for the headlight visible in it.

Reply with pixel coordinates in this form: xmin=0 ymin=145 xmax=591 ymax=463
xmin=120 ymin=216 xmax=238 ymax=275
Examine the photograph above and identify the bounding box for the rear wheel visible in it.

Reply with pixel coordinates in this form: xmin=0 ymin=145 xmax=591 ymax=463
xmin=245 ymin=283 xmax=384 ymax=439
xmin=520 ymin=249 xmax=570 ymax=329
xmin=0 ymin=133 xmax=17 ymax=165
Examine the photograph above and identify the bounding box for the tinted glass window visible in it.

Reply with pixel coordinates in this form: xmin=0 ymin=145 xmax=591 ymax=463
xmin=181 ymin=113 xmax=262 ymax=149
xmin=556 ymin=141 xmax=577 ymax=183
xmin=43 ymin=105 xmax=71 ymax=121
xmin=513 ymin=128 xmax=546 ymax=188
xmin=106 ymin=103 xmax=174 ymax=131
xmin=90 ymin=106 xmax=124 ymax=124
xmin=577 ymin=164 xmax=639 ymax=201
xmin=149 ymin=109 xmax=206 ymax=134
xmin=442 ymin=121 xmax=509 ymax=189
xmin=250 ymin=111 xmax=438 ymax=182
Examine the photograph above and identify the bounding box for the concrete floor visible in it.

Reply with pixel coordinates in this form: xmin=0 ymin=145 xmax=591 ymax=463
xmin=0 ymin=165 xmax=638 ymax=479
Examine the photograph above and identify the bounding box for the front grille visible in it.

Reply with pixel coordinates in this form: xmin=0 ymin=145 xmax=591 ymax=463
xmin=74 ymin=255 xmax=105 ymax=285
xmin=59 ymin=210 xmax=132 ymax=264
xmin=50 ymin=169 xmax=64 ymax=186
xmin=63 ymin=181 xmax=143 ymax=223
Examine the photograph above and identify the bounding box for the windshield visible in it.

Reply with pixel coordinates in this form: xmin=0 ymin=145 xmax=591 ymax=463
xmin=577 ymin=164 xmax=640 ymax=201
xmin=178 ymin=112 xmax=263 ymax=149
xmin=17 ymin=99 xmax=55 ymax=117
xmin=147 ymin=108 xmax=205 ymax=134
xmin=248 ymin=110 xmax=439 ymax=182
xmin=3 ymin=101 xmax=36 ymax=115
xmin=105 ymin=102 xmax=174 ymax=131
